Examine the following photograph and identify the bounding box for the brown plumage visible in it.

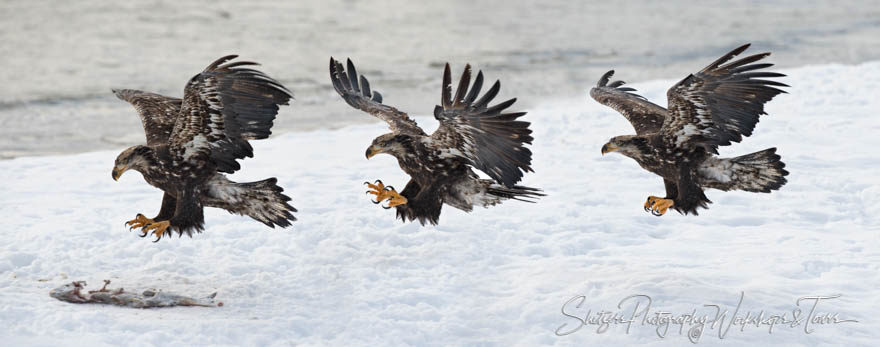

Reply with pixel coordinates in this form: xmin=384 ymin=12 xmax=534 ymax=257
xmin=330 ymin=57 xmax=543 ymax=225
xmin=593 ymin=44 xmax=789 ymax=216
xmin=112 ymin=55 xmax=296 ymax=241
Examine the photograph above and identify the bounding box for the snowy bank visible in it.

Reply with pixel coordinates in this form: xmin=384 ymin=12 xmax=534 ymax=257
xmin=0 ymin=62 xmax=878 ymax=346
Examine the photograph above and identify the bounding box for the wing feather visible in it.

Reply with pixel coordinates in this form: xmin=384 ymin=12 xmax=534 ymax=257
xmin=661 ymin=44 xmax=789 ymax=152
xmin=329 ymin=57 xmax=425 ymax=136
xmin=451 ymin=64 xmax=470 ymax=107
xmin=589 ymin=70 xmax=667 ymax=135
xmin=430 ymin=64 xmax=534 ymax=187
xmin=112 ymin=89 xmax=182 ymax=146
xmin=169 ymin=55 xmax=293 ymax=172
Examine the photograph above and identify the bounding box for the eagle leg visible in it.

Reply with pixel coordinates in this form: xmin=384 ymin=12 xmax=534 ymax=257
xmin=140 ymin=221 xmax=171 ymax=242
xmin=644 ymin=196 xmax=674 ymax=216
xmin=125 ymin=213 xmax=154 ymax=231
xmin=364 ymin=180 xmax=408 ymax=208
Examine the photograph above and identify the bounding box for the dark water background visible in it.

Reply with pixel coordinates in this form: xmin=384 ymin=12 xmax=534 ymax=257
xmin=1 ymin=0 xmax=879 ymax=158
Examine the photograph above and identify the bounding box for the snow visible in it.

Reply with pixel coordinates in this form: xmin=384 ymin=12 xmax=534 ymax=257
xmin=1 ymin=62 xmax=878 ymax=346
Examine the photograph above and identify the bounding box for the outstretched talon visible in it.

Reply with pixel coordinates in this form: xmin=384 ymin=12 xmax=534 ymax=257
xmin=381 ymin=188 xmax=408 ymax=209
xmin=140 ymin=221 xmax=171 ymax=242
xmin=125 ymin=213 xmax=153 ymax=231
xmin=644 ymin=196 xmax=674 ymax=216
xmin=365 ymin=179 xmax=389 ymax=203
xmin=364 ymin=179 xmax=408 ymax=208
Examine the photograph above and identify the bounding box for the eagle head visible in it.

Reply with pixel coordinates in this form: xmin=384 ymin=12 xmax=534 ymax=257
xmin=601 ymin=135 xmax=651 ymax=158
xmin=366 ymin=133 xmax=412 ymax=159
xmin=112 ymin=145 xmax=153 ymax=181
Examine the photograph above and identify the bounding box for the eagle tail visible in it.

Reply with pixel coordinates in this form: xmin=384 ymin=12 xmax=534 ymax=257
xmin=219 ymin=178 xmax=297 ymax=228
xmin=485 ymin=184 xmax=545 ymax=203
xmin=701 ymin=148 xmax=788 ymax=193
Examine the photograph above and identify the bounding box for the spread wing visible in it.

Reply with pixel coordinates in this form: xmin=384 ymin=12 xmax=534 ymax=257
xmin=113 ymin=89 xmax=182 ymax=146
xmin=661 ymin=44 xmax=788 ymax=153
xmin=329 ymin=58 xmax=425 ymax=136
xmin=169 ymin=55 xmax=293 ymax=173
xmin=589 ymin=70 xmax=667 ymax=135
xmin=430 ymin=64 xmax=534 ymax=187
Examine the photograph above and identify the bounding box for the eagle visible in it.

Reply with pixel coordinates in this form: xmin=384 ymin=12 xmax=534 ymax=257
xmin=111 ymin=55 xmax=297 ymax=241
xmin=591 ymin=44 xmax=789 ymax=216
xmin=329 ymin=58 xmax=543 ymax=225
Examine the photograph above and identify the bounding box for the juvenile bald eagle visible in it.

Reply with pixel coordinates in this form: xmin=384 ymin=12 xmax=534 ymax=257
xmin=329 ymin=58 xmax=543 ymax=225
xmin=111 ymin=55 xmax=296 ymax=241
xmin=592 ymin=44 xmax=789 ymax=216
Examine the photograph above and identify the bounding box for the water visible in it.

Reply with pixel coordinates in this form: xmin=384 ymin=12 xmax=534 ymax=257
xmin=1 ymin=0 xmax=879 ymax=158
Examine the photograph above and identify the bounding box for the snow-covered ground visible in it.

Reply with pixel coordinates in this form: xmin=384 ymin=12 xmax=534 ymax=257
xmin=0 ymin=62 xmax=878 ymax=346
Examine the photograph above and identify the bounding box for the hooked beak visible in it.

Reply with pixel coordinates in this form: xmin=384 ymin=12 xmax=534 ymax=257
xmin=601 ymin=144 xmax=618 ymax=155
xmin=112 ymin=166 xmax=128 ymax=181
xmin=365 ymin=145 xmax=383 ymax=159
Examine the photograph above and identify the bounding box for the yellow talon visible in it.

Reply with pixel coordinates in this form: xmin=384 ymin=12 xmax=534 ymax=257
xmin=364 ymin=179 xmax=408 ymax=208
xmin=644 ymin=196 xmax=674 ymax=216
xmin=142 ymin=221 xmax=171 ymax=242
xmin=385 ymin=189 xmax=408 ymax=208
xmin=125 ymin=214 xmax=154 ymax=230
xmin=365 ymin=180 xmax=389 ymax=200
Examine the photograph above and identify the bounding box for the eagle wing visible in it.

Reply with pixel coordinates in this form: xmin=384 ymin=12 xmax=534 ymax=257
xmin=329 ymin=58 xmax=425 ymax=136
xmin=660 ymin=44 xmax=788 ymax=153
xmin=168 ymin=55 xmax=293 ymax=173
xmin=429 ymin=64 xmax=534 ymax=187
xmin=113 ymin=89 xmax=182 ymax=146
xmin=589 ymin=70 xmax=667 ymax=135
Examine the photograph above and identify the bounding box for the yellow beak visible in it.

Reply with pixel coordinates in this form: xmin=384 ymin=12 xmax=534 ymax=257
xmin=112 ymin=166 xmax=128 ymax=181
xmin=601 ymin=144 xmax=618 ymax=155
xmin=365 ymin=145 xmax=383 ymax=159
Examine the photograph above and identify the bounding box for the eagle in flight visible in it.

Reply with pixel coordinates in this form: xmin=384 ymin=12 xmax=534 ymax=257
xmin=592 ymin=44 xmax=789 ymax=216
xmin=329 ymin=58 xmax=543 ymax=225
xmin=111 ymin=55 xmax=297 ymax=241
